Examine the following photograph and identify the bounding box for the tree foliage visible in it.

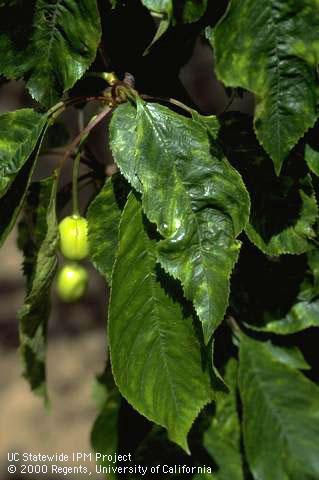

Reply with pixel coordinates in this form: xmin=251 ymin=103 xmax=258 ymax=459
xmin=0 ymin=1 xmax=319 ymax=478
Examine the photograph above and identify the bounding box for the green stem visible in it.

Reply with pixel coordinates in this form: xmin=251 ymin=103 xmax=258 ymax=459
xmin=72 ymin=151 xmax=81 ymax=216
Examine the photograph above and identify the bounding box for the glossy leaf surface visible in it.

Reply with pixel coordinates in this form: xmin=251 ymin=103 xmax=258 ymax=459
xmin=0 ymin=108 xmax=46 ymax=198
xmin=0 ymin=124 xmax=47 ymax=248
xmin=109 ymin=193 xmax=212 ymax=452
xmin=110 ymin=101 xmax=250 ymax=342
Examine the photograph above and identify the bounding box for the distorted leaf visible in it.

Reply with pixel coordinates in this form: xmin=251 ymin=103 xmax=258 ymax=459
xmin=109 ymin=193 xmax=212 ymax=452
xmin=18 ymin=175 xmax=59 ymax=400
xmin=110 ymin=101 xmax=250 ymax=342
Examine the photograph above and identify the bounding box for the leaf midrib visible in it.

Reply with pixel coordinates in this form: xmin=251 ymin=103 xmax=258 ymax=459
xmin=140 ymin=104 xmax=214 ymax=330
xmin=267 ymin=0 xmax=282 ymax=161
xmin=241 ymin=347 xmax=297 ymax=478
xmin=34 ymin=0 xmax=63 ymax=68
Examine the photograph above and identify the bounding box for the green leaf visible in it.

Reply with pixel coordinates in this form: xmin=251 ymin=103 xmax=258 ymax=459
xmin=258 ymin=343 xmax=310 ymax=370
xmin=210 ymin=0 xmax=319 ymax=174
xmin=191 ymin=110 xmax=220 ymax=139
xmin=252 ymin=300 xmax=319 ymax=335
xmin=142 ymin=0 xmax=174 ymax=53
xmin=142 ymin=0 xmax=172 ymax=15
xmin=110 ymin=101 xmax=250 ymax=342
xmin=143 ymin=17 xmax=171 ymax=55
xmin=91 ymin=371 xmax=120 ymax=480
xmin=239 ymin=335 xmax=319 ymax=480
xmin=305 ymin=144 xmax=319 ymax=176
xmin=202 ymin=359 xmax=243 ymax=480
xmin=218 ymin=113 xmax=318 ymax=256
xmin=245 ymin=175 xmax=318 ymax=255
xmin=109 ymin=193 xmax=212 ymax=452
xmin=0 ymin=108 xmax=46 ymax=198
xmin=182 ymin=0 xmax=207 ymax=23
xmin=0 ymin=124 xmax=48 ymax=248
xmin=142 ymin=0 xmax=207 ymax=23
xmin=246 ymin=250 xmax=319 ymax=334
xmin=88 ymin=175 xmax=126 ymax=283
xmin=18 ymin=175 xmax=59 ymax=400
xmin=0 ymin=0 xmax=101 ymax=107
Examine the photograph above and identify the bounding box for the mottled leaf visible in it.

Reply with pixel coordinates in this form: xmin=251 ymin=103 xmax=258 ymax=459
xmin=109 ymin=193 xmax=212 ymax=452
xmin=202 ymin=359 xmax=243 ymax=480
xmin=110 ymin=101 xmax=250 ymax=342
xmin=0 ymin=108 xmax=46 ymax=198
xmin=248 ymin=250 xmax=319 ymax=334
xmin=251 ymin=300 xmax=319 ymax=335
xmin=245 ymin=175 xmax=318 ymax=255
xmin=239 ymin=335 xmax=319 ymax=480
xmin=88 ymin=175 xmax=126 ymax=283
xmin=0 ymin=124 xmax=48 ymax=248
xmin=211 ymin=0 xmax=319 ymax=174
xmin=191 ymin=110 xmax=220 ymax=139
xmin=0 ymin=0 xmax=101 ymax=106
xmin=219 ymin=113 xmax=318 ymax=255
xmin=18 ymin=175 xmax=59 ymax=399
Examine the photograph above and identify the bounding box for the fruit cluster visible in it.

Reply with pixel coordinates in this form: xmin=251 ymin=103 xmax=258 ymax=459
xmin=56 ymin=215 xmax=89 ymax=302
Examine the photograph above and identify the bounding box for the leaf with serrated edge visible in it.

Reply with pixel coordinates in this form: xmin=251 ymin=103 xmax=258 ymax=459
xmin=305 ymin=144 xmax=319 ymax=176
xmin=110 ymin=101 xmax=250 ymax=343
xmin=202 ymin=359 xmax=243 ymax=480
xmin=88 ymin=176 xmax=123 ymax=284
xmin=0 ymin=109 xmax=46 ymax=198
xmin=239 ymin=335 xmax=319 ymax=480
xmin=210 ymin=0 xmax=319 ymax=174
xmin=18 ymin=176 xmax=59 ymax=400
xmin=108 ymin=193 xmax=212 ymax=452
xmin=0 ymin=0 xmax=101 ymax=107
xmin=218 ymin=113 xmax=318 ymax=256
xmin=249 ymin=301 xmax=319 ymax=335
xmin=246 ymin=250 xmax=319 ymax=334
xmin=245 ymin=175 xmax=318 ymax=255
xmin=0 ymin=122 xmax=48 ymax=248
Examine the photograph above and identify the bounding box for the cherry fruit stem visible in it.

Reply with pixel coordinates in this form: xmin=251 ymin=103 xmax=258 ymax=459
xmin=72 ymin=150 xmax=81 ymax=216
